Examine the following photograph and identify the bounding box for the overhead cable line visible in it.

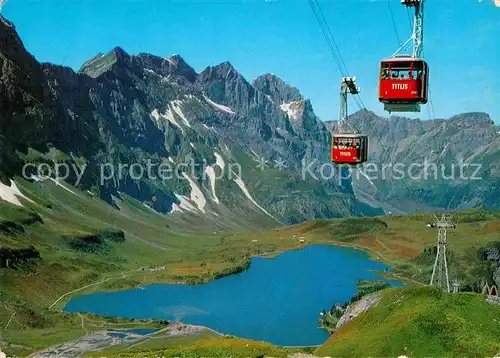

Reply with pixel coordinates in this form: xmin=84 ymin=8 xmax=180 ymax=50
xmin=388 ymin=0 xmax=403 ymax=46
xmin=307 ymin=0 xmax=427 ymax=213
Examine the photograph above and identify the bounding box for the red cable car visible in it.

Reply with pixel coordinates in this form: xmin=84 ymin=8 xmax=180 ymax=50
xmin=331 ymin=134 xmax=368 ymax=165
xmin=379 ymin=57 xmax=428 ymax=112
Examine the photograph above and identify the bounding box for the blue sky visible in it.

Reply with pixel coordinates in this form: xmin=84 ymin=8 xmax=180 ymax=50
xmin=3 ymin=0 xmax=499 ymax=122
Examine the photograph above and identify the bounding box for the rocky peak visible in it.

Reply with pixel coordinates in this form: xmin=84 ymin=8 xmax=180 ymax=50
xmin=252 ymin=73 xmax=303 ymax=104
xmin=0 ymin=14 xmax=14 ymax=29
xmin=195 ymin=61 xmax=254 ymax=109
xmin=212 ymin=61 xmax=237 ymax=74
xmin=135 ymin=53 xmax=197 ymax=83
xmin=448 ymin=112 xmax=494 ymax=127
xmin=0 ymin=14 xmax=37 ymax=71
xmin=165 ymin=54 xmax=197 ymax=82
xmin=110 ymin=46 xmax=133 ymax=67
xmin=79 ymin=46 xmax=134 ymax=79
xmin=197 ymin=61 xmax=244 ymax=83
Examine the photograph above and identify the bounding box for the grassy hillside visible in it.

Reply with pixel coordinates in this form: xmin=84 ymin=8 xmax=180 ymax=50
xmin=1 ymin=176 xmax=499 ymax=356
xmin=315 ymin=286 xmax=500 ymax=358
xmin=98 ymin=336 xmax=303 ymax=358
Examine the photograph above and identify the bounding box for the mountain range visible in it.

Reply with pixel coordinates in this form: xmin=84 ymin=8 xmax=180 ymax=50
xmin=1 ymin=13 xmax=499 ymax=227
xmin=0 ymin=14 xmax=377 ymax=227
xmin=326 ymin=111 xmax=500 ymax=214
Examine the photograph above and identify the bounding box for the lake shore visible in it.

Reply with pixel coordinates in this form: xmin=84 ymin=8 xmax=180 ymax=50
xmin=28 ymin=321 xmax=222 ymax=358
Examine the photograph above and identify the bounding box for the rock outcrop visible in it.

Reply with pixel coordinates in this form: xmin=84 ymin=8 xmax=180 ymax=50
xmin=335 ymin=293 xmax=382 ymax=330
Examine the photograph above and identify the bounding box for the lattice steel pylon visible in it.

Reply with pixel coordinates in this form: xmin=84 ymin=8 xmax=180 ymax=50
xmin=429 ymin=214 xmax=455 ymax=292
xmin=452 ymin=279 xmax=460 ymax=294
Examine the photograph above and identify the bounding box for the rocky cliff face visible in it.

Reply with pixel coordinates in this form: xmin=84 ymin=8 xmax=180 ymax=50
xmin=326 ymin=111 xmax=500 ymax=213
xmin=335 ymin=293 xmax=382 ymax=330
xmin=0 ymin=15 xmax=378 ymax=226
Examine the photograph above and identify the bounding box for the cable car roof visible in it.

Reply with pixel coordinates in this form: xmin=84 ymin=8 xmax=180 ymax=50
xmin=381 ymin=56 xmax=426 ymax=62
xmin=332 ymin=133 xmax=367 ymax=138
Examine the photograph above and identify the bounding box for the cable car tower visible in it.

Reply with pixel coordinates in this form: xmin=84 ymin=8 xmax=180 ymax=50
xmin=429 ymin=213 xmax=456 ymax=293
xmin=331 ymin=77 xmax=368 ymax=165
xmin=379 ymin=0 xmax=429 ymax=113
xmin=396 ymin=0 xmax=425 ymax=59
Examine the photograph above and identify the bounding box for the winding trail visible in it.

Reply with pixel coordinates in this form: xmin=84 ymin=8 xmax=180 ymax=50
xmin=48 ymin=278 xmax=112 ymax=310
xmin=77 ymin=313 xmax=88 ymax=335
xmin=4 ymin=311 xmax=16 ymax=329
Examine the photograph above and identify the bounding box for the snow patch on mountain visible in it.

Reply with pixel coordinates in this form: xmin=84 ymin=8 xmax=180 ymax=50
xmin=233 ymin=174 xmax=279 ymax=221
xmin=280 ymin=101 xmax=302 ymax=121
xmin=204 ymin=166 xmax=219 ymax=204
xmin=249 ymin=148 xmax=260 ymax=159
xmin=202 ymin=124 xmax=217 ymax=132
xmin=144 ymin=68 xmax=167 ymax=82
xmin=170 ymin=100 xmax=192 ymax=127
xmin=174 ymin=193 xmax=197 ymax=213
xmin=151 ymin=101 xmax=192 ymax=132
xmin=151 ymin=108 xmax=182 ymax=132
xmin=150 ymin=109 xmax=162 ymax=125
xmin=50 ymin=178 xmax=79 ymax=196
xmin=203 ymin=94 xmax=235 ymax=114
xmin=30 ymin=175 xmax=44 ymax=182
xmin=182 ymin=173 xmax=206 ymax=213
xmin=170 ymin=202 xmax=182 ymax=213
xmin=0 ymin=180 xmax=34 ymax=207
xmin=357 ymin=169 xmax=375 ymax=187
xmin=214 ymin=152 xmax=225 ymax=170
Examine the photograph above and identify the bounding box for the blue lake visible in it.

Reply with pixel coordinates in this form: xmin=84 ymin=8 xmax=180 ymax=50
xmin=64 ymin=245 xmax=402 ymax=346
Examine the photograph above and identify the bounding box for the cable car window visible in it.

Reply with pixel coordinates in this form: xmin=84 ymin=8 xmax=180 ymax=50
xmin=386 ymin=68 xmax=414 ymax=80
xmin=412 ymin=61 xmax=424 ymax=70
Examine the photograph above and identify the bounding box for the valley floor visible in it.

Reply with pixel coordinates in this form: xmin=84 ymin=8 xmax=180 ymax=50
xmin=1 ymin=181 xmax=500 ymax=357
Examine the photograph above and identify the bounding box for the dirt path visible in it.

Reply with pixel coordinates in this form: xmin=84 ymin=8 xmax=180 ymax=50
xmin=4 ymin=312 xmax=15 ymax=330
xmin=77 ymin=313 xmax=88 ymax=335
xmin=48 ymin=278 xmax=112 ymax=310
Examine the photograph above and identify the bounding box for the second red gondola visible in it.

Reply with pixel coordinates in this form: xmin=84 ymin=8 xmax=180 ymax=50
xmin=331 ymin=134 xmax=368 ymax=165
